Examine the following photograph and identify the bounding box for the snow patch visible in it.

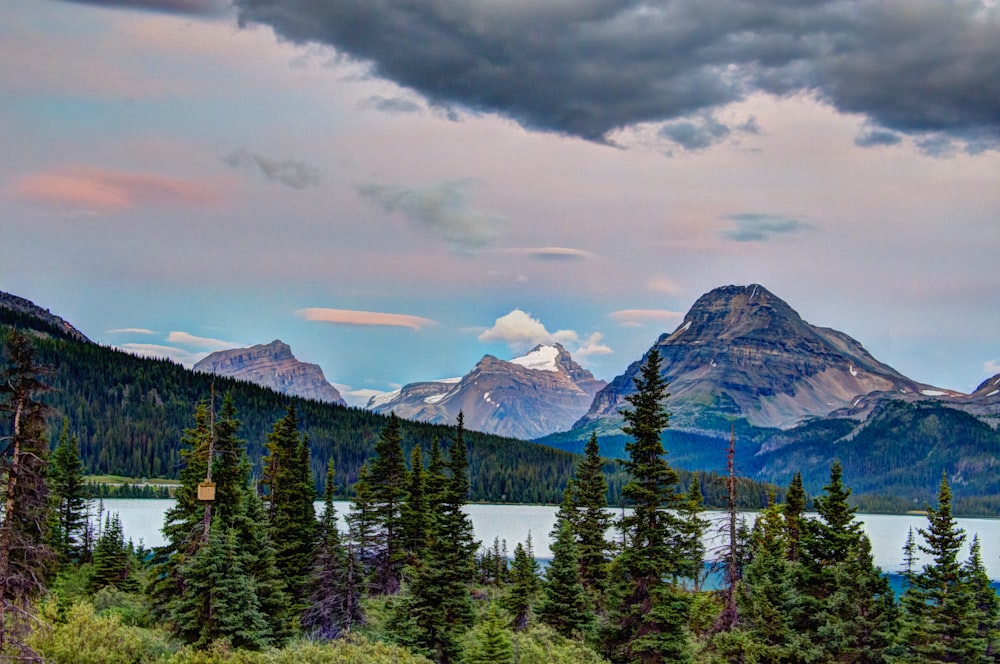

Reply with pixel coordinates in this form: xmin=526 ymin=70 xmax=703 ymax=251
xmin=511 ymin=345 xmax=560 ymax=372
xmin=921 ymin=390 xmax=947 ymax=396
xmin=849 ymin=364 xmax=858 ymax=378
xmin=677 ymin=320 xmax=692 ymax=334
xmin=368 ymin=388 xmax=401 ymax=409
xmin=987 ymin=390 xmax=999 ymax=397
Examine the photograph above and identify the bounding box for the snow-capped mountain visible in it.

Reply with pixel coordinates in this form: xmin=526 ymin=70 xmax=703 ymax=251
xmin=367 ymin=344 xmax=606 ymax=439
xmin=193 ymin=340 xmax=346 ymax=406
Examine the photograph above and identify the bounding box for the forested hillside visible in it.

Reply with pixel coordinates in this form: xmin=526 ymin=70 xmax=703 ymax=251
xmin=0 ymin=321 xmax=580 ymax=503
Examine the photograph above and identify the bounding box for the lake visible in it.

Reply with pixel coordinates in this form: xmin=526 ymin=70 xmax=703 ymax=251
xmin=100 ymin=499 xmax=1000 ymax=580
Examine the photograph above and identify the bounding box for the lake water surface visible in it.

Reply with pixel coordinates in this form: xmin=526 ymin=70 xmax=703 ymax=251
xmin=102 ymin=499 xmax=1000 ymax=580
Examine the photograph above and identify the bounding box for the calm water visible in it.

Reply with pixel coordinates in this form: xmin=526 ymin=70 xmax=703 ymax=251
xmin=101 ymin=499 xmax=1000 ymax=580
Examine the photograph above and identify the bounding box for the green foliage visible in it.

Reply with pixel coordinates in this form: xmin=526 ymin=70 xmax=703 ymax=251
xmin=30 ymin=601 xmax=174 ymax=664
xmin=502 ymin=537 xmax=540 ymax=631
xmin=539 ymin=520 xmax=594 ymax=639
xmin=89 ymin=513 xmax=139 ymax=593
xmin=366 ymin=413 xmax=408 ymax=595
xmin=605 ymin=348 xmax=693 ymax=664
xmin=49 ymin=417 xmax=90 ymax=560
xmin=462 ymin=601 xmax=514 ymax=664
xmin=510 ymin=623 xmax=609 ymax=664
xmin=261 ymin=404 xmax=318 ymax=617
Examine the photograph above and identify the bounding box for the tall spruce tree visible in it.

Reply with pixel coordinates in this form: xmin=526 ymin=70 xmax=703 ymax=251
xmin=49 ymin=418 xmax=88 ymax=562
xmin=393 ymin=414 xmax=477 ymax=663
xmin=604 ymin=347 xmax=692 ymax=664
xmin=572 ymin=433 xmax=613 ymax=599
xmin=302 ymin=461 xmax=363 ymax=640
xmin=260 ymin=404 xmax=317 ymax=617
xmin=896 ymin=473 xmax=984 ymax=663
xmin=400 ymin=445 xmax=429 ymax=565
xmin=0 ymin=330 xmax=56 ymax=659
xmin=963 ymin=536 xmax=1000 ymax=661
xmin=88 ymin=513 xmax=137 ymax=593
xmin=783 ymin=472 xmax=806 ymax=563
xmin=502 ymin=535 xmax=541 ymax=631
xmin=539 ymin=520 xmax=594 ymax=639
xmin=367 ymin=413 xmax=408 ymax=595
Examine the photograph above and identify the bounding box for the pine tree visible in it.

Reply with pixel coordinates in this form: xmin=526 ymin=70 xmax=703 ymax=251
xmin=260 ymin=404 xmax=317 ymax=616
xmin=367 ymin=413 xmax=409 ymax=595
xmin=400 ymin=445 xmax=429 ymax=565
xmin=572 ymin=433 xmax=613 ymax=598
xmin=152 ymin=394 xmax=289 ymax=650
xmin=302 ymin=461 xmax=363 ymax=640
xmin=49 ymin=418 xmax=89 ymax=562
xmin=783 ymin=472 xmax=806 ymax=563
xmin=0 ymin=330 xmax=56 ymax=659
xmin=896 ymin=473 xmax=983 ymax=663
xmin=604 ymin=347 xmax=691 ymax=664
xmin=88 ymin=513 xmax=137 ymax=592
xmin=347 ymin=462 xmax=378 ymax=579
xmin=503 ymin=536 xmax=541 ymax=630
xmin=539 ymin=520 xmax=594 ymax=639
xmin=170 ymin=523 xmax=271 ymax=650
xmin=464 ymin=601 xmax=515 ymax=664
xmin=963 ymin=536 xmax=1000 ymax=661
xmin=393 ymin=414 xmax=477 ymax=663
xmin=678 ymin=475 xmax=708 ymax=587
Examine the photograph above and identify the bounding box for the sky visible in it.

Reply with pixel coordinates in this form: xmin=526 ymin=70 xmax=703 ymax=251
xmin=2 ymin=0 xmax=999 ymax=408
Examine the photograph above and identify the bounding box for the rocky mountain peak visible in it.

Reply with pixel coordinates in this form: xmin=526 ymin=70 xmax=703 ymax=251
xmin=369 ymin=344 xmax=606 ymax=439
xmin=577 ymin=283 xmax=935 ymax=431
xmin=193 ymin=340 xmax=345 ymax=406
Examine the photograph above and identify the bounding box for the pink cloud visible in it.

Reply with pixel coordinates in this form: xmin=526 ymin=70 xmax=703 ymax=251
xmin=297 ymin=308 xmax=436 ymax=331
xmin=9 ymin=168 xmax=222 ymax=212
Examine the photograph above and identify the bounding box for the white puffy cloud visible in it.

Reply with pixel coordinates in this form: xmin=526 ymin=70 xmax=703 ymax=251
xmin=478 ymin=309 xmax=611 ymax=357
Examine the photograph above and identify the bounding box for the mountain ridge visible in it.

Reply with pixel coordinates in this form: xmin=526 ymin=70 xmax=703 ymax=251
xmin=368 ymin=343 xmax=606 ymax=439
xmin=193 ymin=339 xmax=346 ymax=406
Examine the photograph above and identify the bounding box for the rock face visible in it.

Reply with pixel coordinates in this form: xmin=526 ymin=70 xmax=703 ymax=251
xmin=368 ymin=344 xmax=606 ymax=440
xmin=576 ymin=284 xmax=938 ymax=432
xmin=194 ymin=340 xmax=345 ymax=406
xmin=0 ymin=290 xmax=90 ymax=343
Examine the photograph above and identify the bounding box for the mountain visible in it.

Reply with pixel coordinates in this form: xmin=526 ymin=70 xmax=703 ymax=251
xmin=193 ymin=340 xmax=346 ymax=406
xmin=368 ymin=344 xmax=607 ymax=439
xmin=541 ymin=283 xmax=1000 ymax=511
xmin=575 ymin=283 xmax=942 ymax=432
xmin=0 ymin=290 xmax=90 ymax=343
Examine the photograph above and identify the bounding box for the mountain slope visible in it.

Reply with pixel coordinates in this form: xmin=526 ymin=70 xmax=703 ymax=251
xmin=0 ymin=290 xmax=90 ymax=343
xmin=576 ymin=284 xmax=939 ymax=432
xmin=194 ymin=340 xmax=346 ymax=406
xmin=369 ymin=344 xmax=606 ymax=439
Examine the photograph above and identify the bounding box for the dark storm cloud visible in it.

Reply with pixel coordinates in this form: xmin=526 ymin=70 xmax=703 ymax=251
xmin=234 ymin=0 xmax=1000 ymax=150
xmin=855 ymin=127 xmax=903 ymax=148
xmin=723 ymin=213 xmax=811 ymax=242
xmin=59 ymin=0 xmax=227 ymax=16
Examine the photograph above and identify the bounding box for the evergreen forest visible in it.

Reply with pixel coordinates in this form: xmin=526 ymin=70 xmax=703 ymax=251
xmin=3 ymin=333 xmax=1000 ymax=663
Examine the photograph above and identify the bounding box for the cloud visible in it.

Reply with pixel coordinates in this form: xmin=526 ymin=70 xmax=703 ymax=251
xmin=609 ymin=309 xmax=685 ymax=328
xmin=57 ymin=0 xmax=228 ymax=15
xmin=222 ymin=149 xmax=320 ymax=189
xmin=298 ymin=307 xmax=436 ymax=330
xmin=478 ymin=309 xmax=611 ymax=356
xmin=165 ymin=331 xmax=240 ymax=351
xmin=107 ymin=327 xmax=157 ymax=335
xmin=854 ymin=127 xmax=903 ymax=148
xmin=658 ymin=112 xmax=731 ymax=151
xmin=360 ymin=95 xmax=422 ymax=115
xmin=507 ymin=247 xmax=595 ymax=261
xmin=234 ymin=0 xmax=1000 ymax=151
xmin=985 ymin=359 xmax=1000 ymax=377
xmin=9 ymin=168 xmax=221 ymax=213
xmin=117 ymin=343 xmax=207 ymax=367
xmin=722 ymin=213 xmax=812 ymax=242
xmin=645 ymin=276 xmax=684 ymax=296
xmin=357 ymin=180 xmax=503 ymax=252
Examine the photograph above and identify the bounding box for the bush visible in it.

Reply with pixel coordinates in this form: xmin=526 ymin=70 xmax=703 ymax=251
xmin=30 ymin=602 xmax=175 ymax=664
xmin=510 ymin=624 xmax=608 ymax=664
